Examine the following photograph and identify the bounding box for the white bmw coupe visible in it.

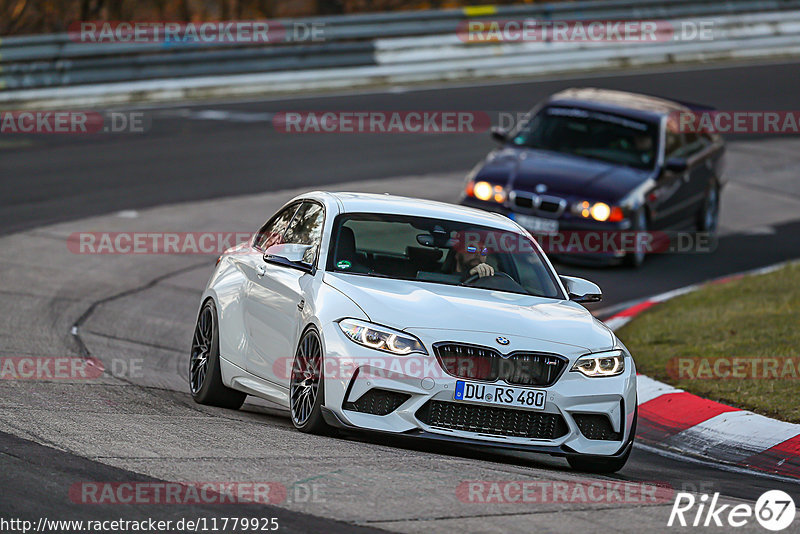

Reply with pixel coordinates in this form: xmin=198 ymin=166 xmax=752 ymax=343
xmin=191 ymin=192 xmax=637 ymax=473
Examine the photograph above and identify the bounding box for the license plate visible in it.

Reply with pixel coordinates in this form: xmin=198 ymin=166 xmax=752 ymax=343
xmin=513 ymin=213 xmax=559 ymax=235
xmin=454 ymin=380 xmax=546 ymax=410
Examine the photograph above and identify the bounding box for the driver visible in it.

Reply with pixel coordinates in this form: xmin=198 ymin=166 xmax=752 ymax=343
xmin=634 ymin=133 xmax=652 ymax=151
xmin=453 ymin=244 xmax=495 ymax=280
xmin=633 ymin=133 xmax=654 ymax=164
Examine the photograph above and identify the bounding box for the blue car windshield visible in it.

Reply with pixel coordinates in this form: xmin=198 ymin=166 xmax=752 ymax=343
xmin=511 ymin=107 xmax=659 ymax=170
xmin=327 ymin=213 xmax=564 ymax=299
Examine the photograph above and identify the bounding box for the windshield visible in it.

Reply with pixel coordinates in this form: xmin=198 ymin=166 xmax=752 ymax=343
xmin=326 ymin=213 xmax=564 ymax=299
xmin=510 ymin=106 xmax=659 ymax=170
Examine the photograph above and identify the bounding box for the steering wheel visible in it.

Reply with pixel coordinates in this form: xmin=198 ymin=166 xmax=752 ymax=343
xmin=461 ymin=271 xmax=517 ymax=287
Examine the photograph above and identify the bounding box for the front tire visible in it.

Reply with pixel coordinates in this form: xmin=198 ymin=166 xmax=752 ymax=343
xmin=697 ymin=180 xmax=720 ymax=234
xmin=623 ymin=208 xmax=648 ymax=268
xmin=190 ymin=300 xmax=246 ymax=409
xmin=289 ymin=327 xmax=332 ymax=435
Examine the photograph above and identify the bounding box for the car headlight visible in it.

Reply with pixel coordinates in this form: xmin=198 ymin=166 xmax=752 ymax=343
xmin=571 ymin=350 xmax=625 ymax=377
xmin=572 ymin=201 xmax=624 ymax=222
xmin=338 ymin=319 xmax=427 ymax=355
xmin=468 ymin=181 xmax=506 ymax=203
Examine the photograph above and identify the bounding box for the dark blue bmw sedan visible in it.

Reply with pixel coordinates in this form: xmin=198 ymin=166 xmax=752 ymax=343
xmin=460 ymin=88 xmax=725 ymax=267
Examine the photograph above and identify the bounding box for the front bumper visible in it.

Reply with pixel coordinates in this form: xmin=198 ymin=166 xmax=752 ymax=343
xmin=320 ymin=322 xmax=637 ymax=458
xmin=321 ymin=407 xmax=635 ymax=460
xmin=460 ymin=196 xmax=633 ymax=264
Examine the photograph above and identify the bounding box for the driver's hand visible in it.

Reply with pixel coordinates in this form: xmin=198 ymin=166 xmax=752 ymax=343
xmin=469 ymin=263 xmax=495 ymax=278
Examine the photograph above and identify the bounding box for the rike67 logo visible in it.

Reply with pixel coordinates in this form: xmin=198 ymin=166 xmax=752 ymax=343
xmin=668 ymin=490 xmax=796 ymax=531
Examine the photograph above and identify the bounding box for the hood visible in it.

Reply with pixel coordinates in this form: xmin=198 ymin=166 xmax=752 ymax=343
xmin=478 ymin=148 xmax=651 ymax=202
xmin=324 ymin=273 xmax=614 ymax=352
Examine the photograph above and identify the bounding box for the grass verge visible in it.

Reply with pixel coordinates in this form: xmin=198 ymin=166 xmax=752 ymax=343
xmin=617 ymin=263 xmax=800 ymax=423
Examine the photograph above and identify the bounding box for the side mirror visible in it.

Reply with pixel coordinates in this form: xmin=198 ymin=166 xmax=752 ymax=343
xmin=560 ymin=275 xmax=602 ymax=303
xmin=664 ymin=157 xmax=688 ymax=174
xmin=264 ymin=243 xmax=314 ymax=272
xmin=490 ymin=126 xmax=508 ymax=144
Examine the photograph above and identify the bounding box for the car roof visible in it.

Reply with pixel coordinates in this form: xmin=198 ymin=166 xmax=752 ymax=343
xmin=546 ymin=87 xmax=691 ymax=123
xmin=309 ymin=192 xmax=522 ymax=231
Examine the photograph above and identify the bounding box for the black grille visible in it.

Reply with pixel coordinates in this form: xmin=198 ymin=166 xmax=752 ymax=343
xmin=538 ymin=199 xmax=562 ymax=213
xmin=512 ymin=193 xmax=564 ymax=216
xmin=434 ymin=343 xmax=566 ymax=387
xmin=416 ymin=400 xmax=568 ymax=439
xmin=344 ymin=389 xmax=410 ymax=416
xmin=514 ymin=195 xmax=535 ymax=209
xmin=435 ymin=344 xmax=497 ymax=381
xmin=573 ymin=413 xmax=621 ymax=441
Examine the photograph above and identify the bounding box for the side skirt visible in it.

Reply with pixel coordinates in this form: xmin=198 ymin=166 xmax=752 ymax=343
xmin=219 ymin=356 xmax=290 ymax=408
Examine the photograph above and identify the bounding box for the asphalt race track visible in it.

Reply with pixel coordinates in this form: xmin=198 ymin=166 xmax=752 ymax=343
xmin=4 ymin=59 xmax=800 ymax=236
xmin=2 ymin=60 xmax=800 ymax=532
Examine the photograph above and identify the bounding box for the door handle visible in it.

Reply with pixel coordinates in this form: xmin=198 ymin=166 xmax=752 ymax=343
xmin=256 ymin=264 xmax=267 ymax=277
xmin=682 ymin=171 xmax=691 ymax=183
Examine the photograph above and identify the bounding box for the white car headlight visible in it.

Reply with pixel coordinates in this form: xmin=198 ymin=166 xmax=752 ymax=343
xmin=338 ymin=319 xmax=427 ymax=355
xmin=571 ymin=350 xmax=625 ymax=377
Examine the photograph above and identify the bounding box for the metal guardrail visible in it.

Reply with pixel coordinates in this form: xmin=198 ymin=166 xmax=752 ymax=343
xmin=1 ymin=0 xmax=799 ymax=91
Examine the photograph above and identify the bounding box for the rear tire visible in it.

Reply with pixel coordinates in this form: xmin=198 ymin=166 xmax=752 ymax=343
xmin=290 ymin=327 xmax=333 ymax=435
xmin=189 ymin=300 xmax=246 ymax=409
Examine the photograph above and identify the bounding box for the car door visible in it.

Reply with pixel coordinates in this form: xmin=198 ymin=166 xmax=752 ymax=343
xmin=244 ymin=201 xmax=324 ymax=385
xmin=680 ymin=132 xmax=717 ymax=219
xmin=649 ymin=129 xmax=692 ymax=229
xmin=241 ymin=202 xmax=300 ymax=382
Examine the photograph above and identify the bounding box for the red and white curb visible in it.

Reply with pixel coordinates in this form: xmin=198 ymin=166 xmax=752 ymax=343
xmin=602 ymin=260 xmax=800 ymax=479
